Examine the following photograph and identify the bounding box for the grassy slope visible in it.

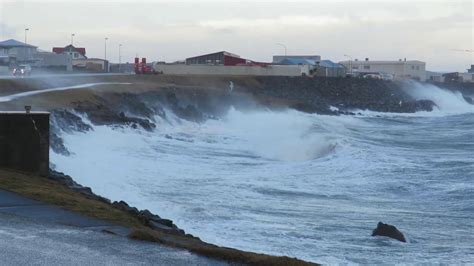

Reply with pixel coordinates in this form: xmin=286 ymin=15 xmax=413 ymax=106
xmin=0 ymin=168 xmax=318 ymax=266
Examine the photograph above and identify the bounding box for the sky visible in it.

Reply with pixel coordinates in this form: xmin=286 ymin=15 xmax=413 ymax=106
xmin=0 ymin=0 xmax=472 ymax=72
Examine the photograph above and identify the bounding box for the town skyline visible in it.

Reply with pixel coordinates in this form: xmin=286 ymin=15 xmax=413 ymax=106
xmin=1 ymin=0 xmax=472 ymax=72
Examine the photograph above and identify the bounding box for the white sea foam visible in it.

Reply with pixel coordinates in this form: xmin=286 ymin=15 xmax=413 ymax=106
xmin=52 ymin=104 xmax=474 ymax=264
xmin=404 ymin=81 xmax=474 ymax=114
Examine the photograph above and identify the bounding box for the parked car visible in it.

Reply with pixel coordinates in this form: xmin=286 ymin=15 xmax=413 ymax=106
xmin=12 ymin=64 xmax=32 ymax=77
xmin=363 ymin=73 xmax=382 ymax=79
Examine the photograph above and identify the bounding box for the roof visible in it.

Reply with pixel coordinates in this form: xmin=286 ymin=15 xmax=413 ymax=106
xmin=339 ymin=60 xmax=425 ymax=65
xmin=186 ymin=51 xmax=241 ymax=60
xmin=319 ymin=60 xmax=345 ymax=68
xmin=53 ymin=45 xmax=86 ymax=56
xmin=277 ymin=58 xmax=318 ymax=65
xmin=0 ymin=39 xmax=37 ymax=48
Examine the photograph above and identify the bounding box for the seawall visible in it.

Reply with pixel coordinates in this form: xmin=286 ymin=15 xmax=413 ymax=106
xmin=0 ymin=111 xmax=49 ymax=176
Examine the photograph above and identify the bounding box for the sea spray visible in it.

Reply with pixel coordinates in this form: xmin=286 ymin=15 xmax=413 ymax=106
xmin=403 ymin=81 xmax=474 ymax=114
xmin=51 ymin=106 xmax=474 ymax=264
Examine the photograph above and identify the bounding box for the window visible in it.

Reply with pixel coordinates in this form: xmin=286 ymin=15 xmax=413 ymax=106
xmin=363 ymin=65 xmax=370 ymax=70
xmin=416 ymin=66 xmax=420 ymax=70
xmin=352 ymin=66 xmax=359 ymax=69
xmin=411 ymin=65 xmax=415 ymax=70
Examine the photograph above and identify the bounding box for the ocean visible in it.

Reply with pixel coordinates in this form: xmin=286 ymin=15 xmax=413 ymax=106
xmin=52 ymin=83 xmax=474 ymax=264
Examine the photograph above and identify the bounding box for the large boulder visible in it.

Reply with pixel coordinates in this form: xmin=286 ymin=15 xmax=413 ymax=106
xmin=372 ymin=222 xmax=406 ymax=242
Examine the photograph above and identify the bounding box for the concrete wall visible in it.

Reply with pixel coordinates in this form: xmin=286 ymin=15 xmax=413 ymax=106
xmin=0 ymin=112 xmax=49 ymax=176
xmin=7 ymin=47 xmax=37 ymax=63
xmin=35 ymin=52 xmax=73 ymax=71
xmin=0 ymin=66 xmax=9 ymax=75
xmin=154 ymin=64 xmax=310 ymax=76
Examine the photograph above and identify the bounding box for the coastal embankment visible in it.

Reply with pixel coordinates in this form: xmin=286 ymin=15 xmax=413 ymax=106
xmin=1 ymin=74 xmax=473 ymax=264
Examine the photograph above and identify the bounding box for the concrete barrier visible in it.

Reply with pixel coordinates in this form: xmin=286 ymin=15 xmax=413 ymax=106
xmin=154 ymin=64 xmax=310 ymax=76
xmin=0 ymin=112 xmax=49 ymax=176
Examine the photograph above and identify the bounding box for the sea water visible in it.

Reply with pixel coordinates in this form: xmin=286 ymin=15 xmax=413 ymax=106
xmin=52 ymin=83 xmax=474 ymax=264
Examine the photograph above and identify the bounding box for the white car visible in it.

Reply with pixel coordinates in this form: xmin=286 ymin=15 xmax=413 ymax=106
xmin=363 ymin=73 xmax=382 ymax=79
xmin=12 ymin=65 xmax=32 ymax=77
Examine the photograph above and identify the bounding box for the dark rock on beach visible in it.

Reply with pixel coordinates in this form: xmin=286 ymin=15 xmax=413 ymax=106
xmin=48 ymin=170 xmax=186 ymax=236
xmin=372 ymin=222 xmax=406 ymax=242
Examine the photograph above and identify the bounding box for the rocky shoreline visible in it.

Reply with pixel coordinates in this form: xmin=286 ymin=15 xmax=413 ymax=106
xmin=48 ymin=170 xmax=190 ymax=237
xmin=2 ymin=75 xmax=473 ymax=264
xmin=46 ymin=76 xmax=473 ymax=155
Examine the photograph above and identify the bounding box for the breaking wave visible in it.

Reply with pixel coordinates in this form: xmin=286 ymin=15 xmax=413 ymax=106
xmin=50 ymin=87 xmax=474 ymax=264
xmin=404 ymin=81 xmax=474 ymax=114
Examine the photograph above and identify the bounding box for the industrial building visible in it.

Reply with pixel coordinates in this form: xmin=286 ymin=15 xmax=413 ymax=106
xmin=185 ymin=51 xmax=267 ymax=66
xmin=273 ymin=55 xmax=321 ymax=64
xmin=339 ymin=58 xmax=426 ymax=81
xmin=275 ymin=57 xmax=345 ymax=77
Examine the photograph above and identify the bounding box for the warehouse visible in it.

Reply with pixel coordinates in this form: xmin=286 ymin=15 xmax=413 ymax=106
xmin=185 ymin=51 xmax=267 ymax=66
xmin=339 ymin=58 xmax=426 ymax=81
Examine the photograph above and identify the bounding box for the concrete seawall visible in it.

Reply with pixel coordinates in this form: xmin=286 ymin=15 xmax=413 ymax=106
xmin=154 ymin=64 xmax=311 ymax=76
xmin=0 ymin=112 xmax=49 ymax=176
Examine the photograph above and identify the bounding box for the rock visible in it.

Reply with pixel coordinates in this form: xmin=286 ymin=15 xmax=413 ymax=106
xmin=463 ymin=96 xmax=473 ymax=104
xmin=372 ymin=222 xmax=406 ymax=242
xmin=49 ymin=132 xmax=71 ymax=156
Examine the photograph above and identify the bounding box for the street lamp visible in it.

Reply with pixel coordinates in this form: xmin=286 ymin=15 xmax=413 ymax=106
xmin=276 ymin=43 xmax=287 ymax=56
xmin=71 ymin=33 xmax=75 ymax=45
xmin=24 ymin=28 xmax=29 ymax=44
xmin=104 ymin=37 xmax=108 ymax=61
xmin=119 ymin=44 xmax=122 ymax=72
xmin=344 ymin=54 xmax=353 ymax=74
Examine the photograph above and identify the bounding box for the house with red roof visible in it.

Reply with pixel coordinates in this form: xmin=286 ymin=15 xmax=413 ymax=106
xmin=52 ymin=44 xmax=87 ymax=59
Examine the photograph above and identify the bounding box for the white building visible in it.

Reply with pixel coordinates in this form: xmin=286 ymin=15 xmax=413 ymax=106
xmin=339 ymin=59 xmax=426 ymax=81
xmin=0 ymin=39 xmax=38 ymax=65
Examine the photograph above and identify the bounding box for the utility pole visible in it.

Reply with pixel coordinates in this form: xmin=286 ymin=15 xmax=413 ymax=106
xmin=71 ymin=33 xmax=75 ymax=45
xmin=24 ymin=28 xmax=29 ymax=44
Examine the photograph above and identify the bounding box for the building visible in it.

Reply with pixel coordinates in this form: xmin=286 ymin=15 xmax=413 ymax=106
xmin=0 ymin=39 xmax=38 ymax=66
xmin=35 ymin=50 xmax=73 ymax=71
xmin=314 ymin=60 xmax=346 ymax=77
xmin=273 ymin=55 xmax=321 ymax=64
xmin=276 ymin=58 xmax=345 ymax=77
xmin=52 ymin=44 xmax=87 ymax=59
xmin=427 ymin=71 xmax=445 ymax=82
xmin=185 ymin=51 xmax=267 ymax=66
xmin=339 ymin=59 xmax=426 ymax=81
xmin=277 ymin=58 xmax=318 ymax=66
xmin=460 ymin=72 xmax=474 ymax=83
xmin=72 ymin=58 xmax=109 ymax=72
xmin=467 ymin=65 xmax=474 ymax=73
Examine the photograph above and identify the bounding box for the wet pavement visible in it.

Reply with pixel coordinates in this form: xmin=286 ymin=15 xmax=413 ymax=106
xmin=0 ymin=189 xmax=228 ymax=265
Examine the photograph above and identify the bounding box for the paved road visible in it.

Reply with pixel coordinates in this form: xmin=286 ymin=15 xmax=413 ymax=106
xmin=0 ymin=73 xmax=132 ymax=80
xmin=0 ymin=189 xmax=228 ymax=265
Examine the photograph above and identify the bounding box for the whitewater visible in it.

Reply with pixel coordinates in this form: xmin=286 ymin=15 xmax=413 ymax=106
xmin=52 ymin=83 xmax=474 ymax=264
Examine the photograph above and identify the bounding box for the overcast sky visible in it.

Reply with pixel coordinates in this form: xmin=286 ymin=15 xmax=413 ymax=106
xmin=0 ymin=0 xmax=472 ymax=71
